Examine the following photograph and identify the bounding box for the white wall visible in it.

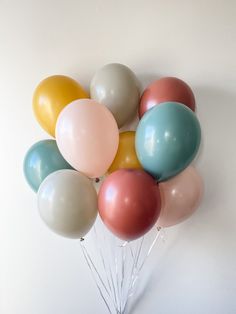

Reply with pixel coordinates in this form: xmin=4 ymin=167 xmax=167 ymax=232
xmin=1 ymin=0 xmax=236 ymax=313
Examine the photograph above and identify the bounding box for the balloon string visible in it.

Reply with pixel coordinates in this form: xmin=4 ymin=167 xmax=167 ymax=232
xmin=124 ymin=236 xmax=144 ymax=310
xmin=101 ymin=227 xmax=121 ymax=313
xmin=96 ymin=226 xmax=121 ymax=313
xmin=137 ymin=227 xmax=162 ymax=274
xmin=122 ymin=228 xmax=162 ymax=313
xmin=81 ymin=225 xmax=164 ymax=314
xmin=81 ymin=240 xmax=111 ymax=297
xmin=118 ymin=243 xmax=127 ymax=313
xmin=80 ymin=241 xmax=113 ymax=314
xmin=94 ymin=226 xmax=117 ymax=310
xmin=107 ymin=238 xmax=120 ymax=312
xmin=116 ymin=244 xmax=126 ymax=314
xmin=121 ymin=241 xmax=139 ymax=313
xmin=127 ymin=228 xmax=162 ymax=300
xmin=114 ymin=242 xmax=119 ymax=311
xmin=122 ymin=239 xmax=142 ymax=313
xmin=120 ymin=245 xmax=126 ymax=311
xmin=135 ymin=236 xmax=144 ymax=271
xmin=114 ymin=244 xmax=122 ymax=313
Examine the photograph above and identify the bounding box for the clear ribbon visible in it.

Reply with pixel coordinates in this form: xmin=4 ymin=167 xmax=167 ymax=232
xmin=80 ymin=219 xmax=164 ymax=314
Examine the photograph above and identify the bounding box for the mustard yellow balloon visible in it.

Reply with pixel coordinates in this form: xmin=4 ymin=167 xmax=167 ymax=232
xmin=108 ymin=131 xmax=142 ymax=173
xmin=33 ymin=75 xmax=88 ymax=137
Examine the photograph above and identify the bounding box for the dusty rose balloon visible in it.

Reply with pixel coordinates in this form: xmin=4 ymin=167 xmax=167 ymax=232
xmin=98 ymin=169 xmax=161 ymax=241
xmin=139 ymin=77 xmax=195 ymax=118
xmin=56 ymin=99 xmax=119 ymax=178
xmin=157 ymin=166 xmax=203 ymax=227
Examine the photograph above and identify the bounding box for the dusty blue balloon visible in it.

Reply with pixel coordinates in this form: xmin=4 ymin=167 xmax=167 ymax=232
xmin=23 ymin=139 xmax=73 ymax=192
xmin=135 ymin=102 xmax=201 ymax=181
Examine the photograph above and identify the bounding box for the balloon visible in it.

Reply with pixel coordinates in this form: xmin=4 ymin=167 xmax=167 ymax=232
xmin=157 ymin=166 xmax=203 ymax=227
xmin=38 ymin=170 xmax=98 ymax=239
xmin=33 ymin=75 xmax=88 ymax=137
xmin=108 ymin=131 xmax=142 ymax=174
xmin=139 ymin=77 xmax=195 ymax=118
xmin=135 ymin=102 xmax=201 ymax=181
xmin=56 ymin=99 xmax=119 ymax=178
xmin=98 ymin=169 xmax=161 ymax=241
xmin=23 ymin=139 xmax=73 ymax=192
xmin=90 ymin=63 xmax=140 ymax=128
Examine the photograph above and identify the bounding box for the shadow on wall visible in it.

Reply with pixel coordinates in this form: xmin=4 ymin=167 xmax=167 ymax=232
xmin=193 ymin=85 xmax=236 ymax=219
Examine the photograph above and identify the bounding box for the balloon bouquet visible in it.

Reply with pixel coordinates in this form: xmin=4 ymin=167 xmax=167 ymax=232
xmin=24 ymin=64 xmax=203 ymax=314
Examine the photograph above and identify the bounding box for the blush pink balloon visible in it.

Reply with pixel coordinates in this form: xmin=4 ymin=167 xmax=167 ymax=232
xmin=98 ymin=169 xmax=161 ymax=241
xmin=56 ymin=99 xmax=119 ymax=178
xmin=157 ymin=166 xmax=203 ymax=227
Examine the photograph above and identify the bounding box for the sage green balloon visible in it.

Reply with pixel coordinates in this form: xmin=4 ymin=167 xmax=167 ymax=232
xmin=38 ymin=170 xmax=98 ymax=239
xmin=135 ymin=102 xmax=201 ymax=181
xmin=90 ymin=63 xmax=140 ymax=128
xmin=23 ymin=139 xmax=73 ymax=192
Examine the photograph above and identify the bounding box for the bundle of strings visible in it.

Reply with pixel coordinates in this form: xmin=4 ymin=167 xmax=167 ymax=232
xmin=80 ymin=218 xmax=164 ymax=314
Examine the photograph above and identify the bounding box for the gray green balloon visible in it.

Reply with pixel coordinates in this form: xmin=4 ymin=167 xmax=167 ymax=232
xmin=23 ymin=139 xmax=73 ymax=192
xmin=90 ymin=63 xmax=140 ymax=128
xmin=38 ymin=170 xmax=98 ymax=239
xmin=135 ymin=102 xmax=201 ymax=181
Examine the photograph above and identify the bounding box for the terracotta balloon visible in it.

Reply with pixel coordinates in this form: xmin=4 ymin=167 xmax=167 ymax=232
xmin=139 ymin=77 xmax=195 ymax=118
xmin=98 ymin=169 xmax=161 ymax=241
xmin=33 ymin=75 xmax=88 ymax=137
xmin=108 ymin=131 xmax=142 ymax=174
xmin=56 ymin=99 xmax=119 ymax=178
xmin=157 ymin=166 xmax=203 ymax=227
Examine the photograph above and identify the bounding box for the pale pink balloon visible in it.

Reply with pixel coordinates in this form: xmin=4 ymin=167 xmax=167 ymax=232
xmin=157 ymin=166 xmax=203 ymax=227
xmin=56 ymin=99 xmax=119 ymax=178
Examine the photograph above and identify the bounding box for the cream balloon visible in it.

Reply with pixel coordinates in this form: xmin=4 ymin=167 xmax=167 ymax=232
xmin=37 ymin=170 xmax=98 ymax=239
xmin=157 ymin=166 xmax=203 ymax=227
xmin=56 ymin=99 xmax=119 ymax=178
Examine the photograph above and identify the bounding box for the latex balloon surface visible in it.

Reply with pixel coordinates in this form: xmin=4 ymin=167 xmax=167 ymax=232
xmin=38 ymin=170 xmax=98 ymax=239
xmin=33 ymin=75 xmax=88 ymax=137
xmin=108 ymin=131 xmax=142 ymax=173
xmin=135 ymin=102 xmax=201 ymax=181
xmin=23 ymin=139 xmax=73 ymax=192
xmin=157 ymin=166 xmax=203 ymax=227
xmin=98 ymin=169 xmax=161 ymax=241
xmin=90 ymin=63 xmax=140 ymax=128
xmin=139 ymin=77 xmax=195 ymax=118
xmin=56 ymin=99 xmax=119 ymax=178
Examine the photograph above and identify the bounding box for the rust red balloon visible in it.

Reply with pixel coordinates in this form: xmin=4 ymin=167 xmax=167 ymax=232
xmin=139 ymin=77 xmax=195 ymax=118
xmin=98 ymin=169 xmax=161 ymax=241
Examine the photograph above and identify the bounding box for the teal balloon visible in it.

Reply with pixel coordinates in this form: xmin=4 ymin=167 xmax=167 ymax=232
xmin=135 ymin=102 xmax=201 ymax=181
xmin=23 ymin=139 xmax=73 ymax=192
